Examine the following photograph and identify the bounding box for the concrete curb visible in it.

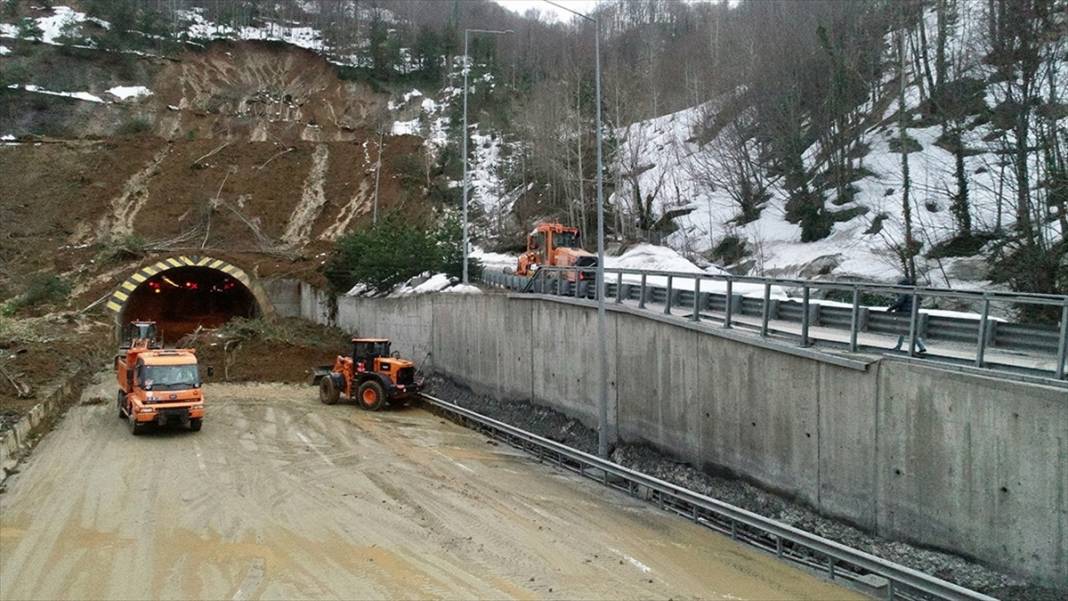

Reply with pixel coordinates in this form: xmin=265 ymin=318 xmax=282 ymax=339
xmin=0 ymin=371 xmax=83 ymax=487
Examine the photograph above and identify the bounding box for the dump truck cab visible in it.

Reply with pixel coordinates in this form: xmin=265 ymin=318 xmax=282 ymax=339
xmin=517 ymin=222 xmax=597 ymax=278
xmin=318 ymin=337 xmax=422 ymax=410
xmin=115 ymin=321 xmax=204 ymax=435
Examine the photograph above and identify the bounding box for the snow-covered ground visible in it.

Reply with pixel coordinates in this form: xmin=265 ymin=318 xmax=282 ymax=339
xmin=0 ymin=6 xmax=107 ymax=46
xmin=609 ymin=5 xmax=1060 ymax=292
xmin=106 ymin=85 xmax=152 ymax=100
xmin=6 ymin=84 xmax=105 ymax=103
xmin=345 ymin=272 xmax=481 ymax=298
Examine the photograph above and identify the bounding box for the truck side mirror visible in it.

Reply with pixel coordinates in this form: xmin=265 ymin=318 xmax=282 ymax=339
xmin=206 ymin=366 xmax=215 ymax=378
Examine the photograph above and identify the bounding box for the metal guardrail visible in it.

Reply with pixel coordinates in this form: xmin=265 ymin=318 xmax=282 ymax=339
xmin=481 ymin=267 xmax=1068 ymax=380
xmin=420 ymin=392 xmax=999 ymax=601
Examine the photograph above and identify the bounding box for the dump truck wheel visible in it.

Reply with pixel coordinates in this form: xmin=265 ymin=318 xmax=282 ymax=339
xmin=189 ymin=418 xmax=202 ymax=432
xmin=357 ymin=381 xmax=386 ymax=411
xmin=319 ymin=376 xmax=340 ymax=405
xmin=128 ymin=415 xmax=146 ymax=436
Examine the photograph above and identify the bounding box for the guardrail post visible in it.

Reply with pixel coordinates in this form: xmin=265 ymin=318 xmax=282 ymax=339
xmin=849 ymin=286 xmax=860 ymax=352
xmin=724 ymin=277 xmax=734 ymax=328
xmin=691 ymin=277 xmax=701 ymax=322
xmin=975 ymin=297 xmax=990 ymax=368
xmin=615 ymin=271 xmax=623 ymax=304
xmin=800 ymin=285 xmax=811 ymax=347
xmin=760 ymin=282 xmax=771 ymax=337
xmin=638 ymin=273 xmax=647 ymax=309
xmin=574 ymin=269 xmax=583 ymax=299
xmin=1057 ymin=301 xmax=1068 ymax=380
xmin=907 ymin=290 xmax=920 ymax=357
xmin=664 ymin=275 xmax=673 ymax=314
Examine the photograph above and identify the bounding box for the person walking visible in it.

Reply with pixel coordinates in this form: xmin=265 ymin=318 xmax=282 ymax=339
xmin=888 ymin=277 xmax=927 ymax=353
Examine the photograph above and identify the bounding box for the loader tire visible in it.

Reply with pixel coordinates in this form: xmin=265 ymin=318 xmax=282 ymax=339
xmin=357 ymin=380 xmax=386 ymax=411
xmin=319 ymin=375 xmax=340 ymax=405
xmin=189 ymin=418 xmax=202 ymax=432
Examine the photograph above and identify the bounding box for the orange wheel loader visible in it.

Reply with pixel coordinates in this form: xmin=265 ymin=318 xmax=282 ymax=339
xmin=516 ymin=222 xmax=597 ymax=280
xmin=314 ymin=338 xmax=423 ymax=410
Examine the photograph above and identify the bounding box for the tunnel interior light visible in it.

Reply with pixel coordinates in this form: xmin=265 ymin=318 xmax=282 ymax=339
xmin=161 ymin=276 xmax=180 ymax=288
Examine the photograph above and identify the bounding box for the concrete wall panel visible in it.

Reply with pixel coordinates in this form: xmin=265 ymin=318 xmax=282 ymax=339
xmin=876 ymin=361 xmax=1067 ymax=584
xmin=816 ymin=362 xmax=880 ymax=529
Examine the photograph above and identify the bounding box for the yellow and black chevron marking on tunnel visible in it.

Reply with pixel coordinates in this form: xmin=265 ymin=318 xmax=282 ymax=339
xmin=105 ymin=256 xmax=252 ymax=314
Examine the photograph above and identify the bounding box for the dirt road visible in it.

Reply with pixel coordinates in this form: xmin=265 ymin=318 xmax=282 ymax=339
xmin=1 ymin=377 xmax=860 ymax=600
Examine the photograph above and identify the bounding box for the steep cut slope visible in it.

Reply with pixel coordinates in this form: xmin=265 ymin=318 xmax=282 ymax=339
xmin=0 ymin=40 xmax=430 ymax=301
xmin=150 ymin=41 xmax=385 ymax=142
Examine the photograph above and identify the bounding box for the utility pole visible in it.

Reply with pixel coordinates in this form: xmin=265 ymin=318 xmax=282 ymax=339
xmin=546 ymin=1 xmax=610 ymax=459
xmin=373 ymin=130 xmax=383 ymax=225
xmin=462 ymin=28 xmax=512 ymax=284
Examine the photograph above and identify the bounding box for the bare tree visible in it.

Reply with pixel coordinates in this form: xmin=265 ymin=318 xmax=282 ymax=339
xmin=687 ymin=108 xmax=769 ymax=224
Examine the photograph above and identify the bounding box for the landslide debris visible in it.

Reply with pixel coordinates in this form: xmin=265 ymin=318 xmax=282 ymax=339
xmin=0 ymin=312 xmax=111 ymax=429
xmin=180 ymin=317 xmax=348 ymax=384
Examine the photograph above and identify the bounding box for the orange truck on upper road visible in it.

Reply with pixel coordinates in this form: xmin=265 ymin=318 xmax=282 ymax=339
xmin=115 ymin=321 xmax=205 ymax=435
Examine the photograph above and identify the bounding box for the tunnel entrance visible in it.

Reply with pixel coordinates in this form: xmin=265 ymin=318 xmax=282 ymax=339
xmin=107 ymin=256 xmax=268 ymax=343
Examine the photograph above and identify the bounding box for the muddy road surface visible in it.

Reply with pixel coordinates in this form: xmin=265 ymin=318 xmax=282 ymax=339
xmin=1 ymin=379 xmax=860 ymax=600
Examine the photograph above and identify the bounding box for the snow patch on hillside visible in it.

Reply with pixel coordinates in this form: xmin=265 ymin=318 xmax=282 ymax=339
xmin=182 ymin=8 xmax=325 ymax=52
xmin=0 ymin=6 xmax=108 ymax=45
xmin=6 ymin=84 xmax=105 ymax=103
xmin=391 ymin=118 xmax=420 ymax=136
xmin=345 ymin=272 xmax=481 ymax=297
xmin=106 ymin=85 xmax=152 ymax=100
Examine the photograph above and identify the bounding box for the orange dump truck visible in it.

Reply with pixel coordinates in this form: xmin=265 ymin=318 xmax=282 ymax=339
xmin=115 ymin=321 xmax=205 ymax=435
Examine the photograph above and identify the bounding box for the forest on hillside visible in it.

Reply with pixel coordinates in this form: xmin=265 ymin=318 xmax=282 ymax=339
xmin=4 ymin=0 xmax=1066 ymax=299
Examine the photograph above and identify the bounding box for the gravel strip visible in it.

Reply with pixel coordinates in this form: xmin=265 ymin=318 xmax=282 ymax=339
xmin=425 ymin=375 xmax=1058 ymax=601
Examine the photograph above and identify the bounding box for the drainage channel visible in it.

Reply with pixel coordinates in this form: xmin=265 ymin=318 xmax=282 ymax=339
xmin=418 ymin=392 xmax=998 ymax=601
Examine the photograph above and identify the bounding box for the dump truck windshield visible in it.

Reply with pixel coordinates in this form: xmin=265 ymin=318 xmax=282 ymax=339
xmin=553 ymin=231 xmax=579 ymax=248
xmin=141 ymin=364 xmax=199 ymax=390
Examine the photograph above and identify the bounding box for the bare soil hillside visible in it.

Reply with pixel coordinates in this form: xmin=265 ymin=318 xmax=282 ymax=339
xmin=0 ymin=41 xmax=435 ymax=301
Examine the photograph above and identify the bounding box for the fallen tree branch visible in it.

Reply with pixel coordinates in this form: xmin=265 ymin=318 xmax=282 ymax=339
xmin=191 ymin=141 xmax=231 ymax=168
xmin=255 ymin=146 xmax=294 ymax=170
xmin=0 ymin=364 xmax=31 ymax=399
xmin=202 ymin=167 xmax=236 ymax=249
xmin=80 ymin=292 xmax=112 ymax=314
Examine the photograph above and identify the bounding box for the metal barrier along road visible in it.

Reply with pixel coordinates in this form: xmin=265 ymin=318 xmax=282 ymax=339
xmin=480 ymin=266 xmax=1068 ymax=381
xmin=420 ymin=392 xmax=999 ymax=601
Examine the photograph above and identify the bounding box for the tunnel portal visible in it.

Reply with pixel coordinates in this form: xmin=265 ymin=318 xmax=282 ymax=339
xmin=107 ymin=256 xmax=267 ymax=343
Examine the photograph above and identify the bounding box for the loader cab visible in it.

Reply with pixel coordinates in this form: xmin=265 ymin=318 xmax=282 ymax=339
xmin=553 ymin=230 xmax=580 ymax=248
xmin=352 ymin=338 xmax=391 ymax=370
xmin=527 ymin=225 xmax=582 ymax=260
xmin=121 ymin=321 xmax=160 ymax=349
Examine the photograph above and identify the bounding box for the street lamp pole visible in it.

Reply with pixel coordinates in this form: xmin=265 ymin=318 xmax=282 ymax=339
xmin=546 ymin=1 xmax=610 ymax=459
xmin=462 ymin=28 xmax=512 ymax=285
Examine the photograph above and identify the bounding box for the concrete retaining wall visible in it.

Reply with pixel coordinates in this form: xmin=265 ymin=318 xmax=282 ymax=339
xmin=0 ymin=368 xmax=90 ymax=487
xmin=268 ymin=281 xmax=1067 ymax=586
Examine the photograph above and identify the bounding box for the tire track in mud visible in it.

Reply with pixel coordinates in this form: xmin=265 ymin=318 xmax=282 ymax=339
xmin=281 ymin=144 xmax=329 ymax=245
xmin=97 ymin=146 xmax=172 ymax=238
xmin=1 ymin=381 xmax=862 ymax=600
